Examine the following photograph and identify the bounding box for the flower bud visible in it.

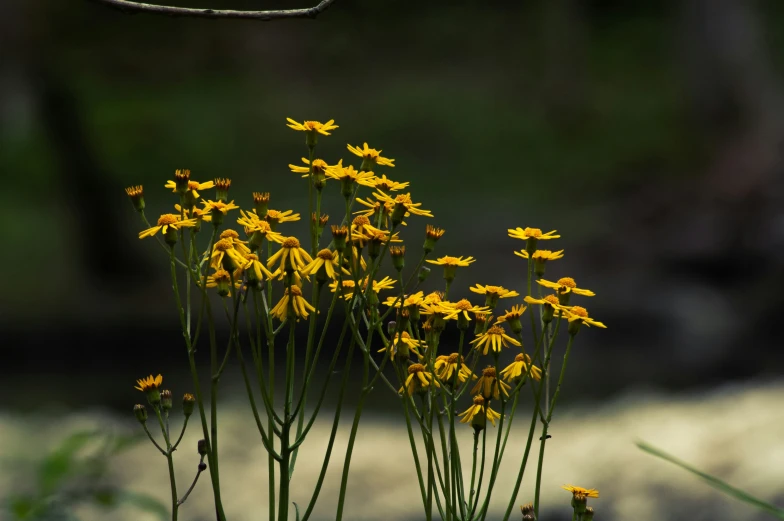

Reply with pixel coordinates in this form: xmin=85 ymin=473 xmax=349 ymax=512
xmin=214 ymin=178 xmax=231 ymax=202
xmin=520 ymin=503 xmax=534 ymax=516
xmin=368 ymin=237 xmax=383 ymax=260
xmin=391 ymin=203 xmax=407 ymax=227
xmin=125 ymin=186 xmax=145 ymax=212
xmin=390 ymin=245 xmax=405 ymax=272
xmin=387 ymin=321 xmax=397 ymax=336
xmin=568 ymin=319 xmax=581 ymax=337
xmin=183 ymin=393 xmax=196 ymax=417
xmin=331 ymin=225 xmax=348 ymax=253
xmin=198 ymin=462 xmax=207 ymax=472
xmin=418 ymin=266 xmax=431 ymax=283
xmin=174 ymin=169 xmax=191 ymax=194
xmin=252 ymin=192 xmax=270 ymax=218
xmin=423 ymin=225 xmax=445 ymax=254
xmin=160 ymin=389 xmax=173 ymax=411
xmin=397 ymin=309 xmax=411 ymax=331
xmin=474 ymin=314 xmax=489 ymax=336
xmin=133 ymin=404 xmax=148 ymax=424
xmin=582 ymin=507 xmax=594 ymax=521
xmin=198 ymin=439 xmax=208 ymax=456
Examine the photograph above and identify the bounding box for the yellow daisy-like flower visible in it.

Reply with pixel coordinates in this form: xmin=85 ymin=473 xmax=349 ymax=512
xmin=399 ymin=363 xmax=439 ymax=396
xmin=564 ymin=306 xmax=607 ymax=328
xmin=372 ymin=191 xmax=433 ymax=218
xmin=165 ymin=177 xmax=215 ymax=199
xmin=242 ymin=254 xmax=275 ymax=282
xmin=301 ymin=249 xmax=340 ymax=280
xmin=500 ymin=353 xmax=542 ymax=383
xmin=423 ymin=291 xmax=445 ymax=305
xmin=524 ymin=294 xmax=571 ymax=320
xmin=448 ymin=299 xmax=491 ymax=321
xmin=174 ymin=204 xmax=212 ymax=223
xmin=507 ymin=227 xmax=560 ymax=241
xmin=205 ymin=269 xmax=242 ymax=297
xmin=134 ymin=374 xmax=163 ymax=392
xmin=265 ymin=209 xmax=301 ymax=226
xmin=434 ymin=353 xmax=476 ymax=383
xmin=459 ymin=395 xmax=502 ymax=427
xmin=365 ymin=174 xmax=409 ymax=191
xmin=236 ymin=210 xmax=285 ymax=244
xmin=285 ymin=118 xmax=338 ymax=136
xmin=470 ymin=325 xmax=522 ymax=355
xmin=537 ymin=277 xmax=595 ymax=297
xmin=514 ymin=249 xmax=564 ymax=261
xmin=326 ymin=160 xmax=376 ymax=184
xmin=329 ymin=276 xmax=396 ymax=300
xmin=347 ymin=142 xmax=395 ymax=168
xmin=139 ymin=213 xmax=197 ymax=239
xmin=267 ymin=237 xmax=313 ymax=272
xmin=420 ymin=301 xmax=460 ymax=322
xmin=379 ymin=331 xmax=424 ymax=358
xmin=289 ymin=157 xmax=332 ymax=178
xmin=495 ymin=304 xmax=527 ymax=325
xmin=469 ymin=284 xmax=520 ymax=299
xmin=202 ymin=199 xmax=240 ymax=215
xmin=471 ymin=366 xmax=511 ymax=400
xmin=562 ymin=485 xmax=599 ymax=499
xmin=209 ymin=238 xmax=248 ymax=270
xmin=270 ymin=285 xmax=316 ymax=322
xmin=383 ymin=291 xmax=425 ymax=309
xmin=426 ymin=255 xmax=475 ymax=268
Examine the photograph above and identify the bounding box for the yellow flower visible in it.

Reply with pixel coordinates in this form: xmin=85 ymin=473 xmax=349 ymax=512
xmin=202 ymin=199 xmax=240 ymax=216
xmin=564 ymin=305 xmax=606 ymax=328
xmin=459 ymin=395 xmax=501 ymax=426
xmin=427 ymin=255 xmax=475 ymax=268
xmin=383 ymin=291 xmax=425 ymax=309
xmin=347 ymin=142 xmax=395 ymax=168
xmin=420 ymin=301 xmax=460 ymax=322
xmin=270 ymin=285 xmax=316 ymax=321
xmin=423 ymin=291 xmax=444 ymax=304
xmin=210 ymin=238 xmax=248 ymax=270
xmin=175 ymin=204 xmax=212 ymax=223
xmin=500 ymin=353 xmax=542 ymax=383
xmin=537 ymin=277 xmax=595 ymax=297
xmin=301 ymin=249 xmax=340 ymax=280
xmin=134 ymin=374 xmax=163 ymax=392
xmin=434 ymin=353 xmax=476 ymax=383
xmin=329 ymin=276 xmax=395 ymax=300
xmin=205 ymin=269 xmax=242 ymax=297
xmin=237 ymin=210 xmax=285 ymax=244
xmin=471 ymin=366 xmax=511 ymax=400
xmin=423 ymin=224 xmax=446 ymax=253
xmin=326 ymin=160 xmax=376 ymax=184
xmin=265 ymin=209 xmax=301 ymax=225
xmin=165 ymin=177 xmax=215 ymax=199
xmin=289 ymin=157 xmax=332 ymax=178
xmin=372 ymin=191 xmax=433 ymax=219
xmin=399 ymin=363 xmax=439 ymax=396
xmin=507 ymin=227 xmax=560 ymax=241
xmin=379 ymin=331 xmax=424 ymax=358
xmin=267 ymin=237 xmax=313 ymax=272
xmin=285 ymin=118 xmax=338 ymax=136
xmin=562 ymin=485 xmax=599 ymax=499
xmin=218 ymin=229 xmax=251 ymax=252
xmin=365 ymin=174 xmax=409 ymax=191
xmin=469 ymin=284 xmax=519 ymax=299
xmin=524 ymin=294 xmax=570 ymax=322
xmin=470 ymin=325 xmax=521 ymax=355
xmin=125 ymin=185 xmax=145 ymax=211
xmin=448 ymin=299 xmax=491 ymax=321
xmin=495 ymin=304 xmax=527 ymax=328
xmin=139 ymin=213 xmax=197 ymax=239
xmin=242 ymin=253 xmax=275 ymax=282
xmin=514 ymin=249 xmax=564 ymax=261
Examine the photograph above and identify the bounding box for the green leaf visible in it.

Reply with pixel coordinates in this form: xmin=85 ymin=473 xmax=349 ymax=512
xmin=38 ymin=431 xmax=98 ymax=494
xmin=637 ymin=441 xmax=784 ymax=519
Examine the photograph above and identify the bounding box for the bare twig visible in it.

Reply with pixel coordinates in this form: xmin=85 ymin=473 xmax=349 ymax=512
xmin=92 ymin=0 xmax=337 ymax=20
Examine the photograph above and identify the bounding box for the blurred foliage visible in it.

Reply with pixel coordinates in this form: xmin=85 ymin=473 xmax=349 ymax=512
xmin=3 ymin=430 xmax=167 ymax=521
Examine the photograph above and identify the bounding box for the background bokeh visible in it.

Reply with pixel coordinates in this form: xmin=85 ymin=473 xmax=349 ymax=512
xmin=3 ymin=0 xmax=784 ymax=520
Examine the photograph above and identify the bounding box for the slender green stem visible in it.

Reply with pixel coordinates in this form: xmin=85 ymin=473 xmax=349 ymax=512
xmin=154 ymin=406 xmax=178 ymax=521
xmin=142 ymin=423 xmax=167 ymax=456
xmin=177 ymin=456 xmax=206 ymax=506
xmin=171 ymin=416 xmax=189 ymax=451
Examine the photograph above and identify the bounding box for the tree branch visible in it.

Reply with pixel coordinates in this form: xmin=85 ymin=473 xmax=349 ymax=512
xmin=91 ymin=0 xmax=338 ymax=20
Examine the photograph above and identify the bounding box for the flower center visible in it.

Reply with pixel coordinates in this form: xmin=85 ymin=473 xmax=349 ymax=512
xmin=408 ymin=363 xmax=425 ymax=374
xmin=311 ymin=159 xmax=328 ymax=172
xmin=425 ymin=291 xmax=444 ymax=303
xmin=304 ymin=121 xmax=321 ymax=130
xmin=484 ymin=285 xmax=503 ymax=296
xmin=454 ymin=299 xmax=472 ymax=310
xmin=188 ymin=180 xmax=200 ymax=190
xmin=486 ymin=326 xmax=505 ymax=336
xmin=514 ymin=353 xmax=528 ymax=362
xmin=569 ymin=306 xmax=588 ymax=317
xmin=289 ymin=286 xmax=303 ymax=297
xmin=440 ymin=256 xmax=460 ymax=265
xmin=213 ymin=269 xmax=230 ymax=282
xmin=394 ymin=194 xmax=412 ymax=204
xmin=544 ymin=295 xmax=560 ymax=306
xmin=214 ymin=239 xmax=233 ymax=251
xmin=220 ymin=229 xmax=240 ymax=240
xmin=157 ymin=214 xmax=178 ymax=226
xmin=246 ymin=254 xmax=259 ymax=261
xmin=482 ymin=367 xmax=497 ymax=378
xmin=447 ymin=353 xmax=460 ymax=364
xmin=317 ymin=249 xmax=334 ymax=260
xmin=557 ymin=277 xmax=576 ymax=288
xmin=472 ymin=395 xmax=485 ymax=405
xmin=352 ymin=215 xmax=370 ymax=227
xmin=282 ymin=237 xmax=300 ymax=248
xmin=525 ymin=227 xmax=542 ymax=238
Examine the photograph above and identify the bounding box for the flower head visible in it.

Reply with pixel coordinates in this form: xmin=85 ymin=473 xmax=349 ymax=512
xmin=427 ymin=255 xmax=475 ymax=282
xmin=125 ymin=185 xmax=145 ymax=211
xmin=448 ymin=299 xmax=491 ymax=321
xmin=139 ymin=213 xmax=197 ymax=240
xmin=205 ymin=269 xmax=242 ymax=297
xmin=289 ymin=157 xmax=332 ymax=178
xmin=265 ymin=209 xmax=301 ymax=226
xmin=267 ymin=237 xmax=313 ymax=272
xmin=500 ymin=353 xmax=542 ymax=383
xmin=270 ymin=285 xmax=316 ymax=322
xmin=379 ymin=331 xmax=424 ymax=359
xmin=237 ymin=210 xmax=285 ymax=244
xmin=373 ymin=191 xmax=433 ymax=222
xmin=562 ymin=485 xmax=599 ymax=499
xmin=537 ymin=277 xmax=595 ymax=297
xmin=286 ymin=118 xmax=338 ymax=136
xmin=165 ymin=175 xmax=214 ymax=199
xmin=508 ymin=227 xmax=560 ymax=241
xmin=347 ymin=142 xmax=395 ymax=168
xmin=301 ymin=248 xmax=340 ymax=280
xmin=400 ymin=363 xmax=439 ymax=396
xmin=134 ymin=374 xmax=163 ymax=392
xmin=514 ymin=249 xmax=564 ymax=261
xmin=470 ymin=325 xmax=521 ymax=355
xmin=434 ymin=353 xmax=476 ymax=383
xmin=564 ymin=305 xmax=607 ymax=333
xmin=470 ymin=284 xmax=520 ymax=307
xmin=471 ymin=366 xmax=511 ymax=400
xmin=423 ymin=224 xmax=445 ymax=253
xmin=459 ymin=395 xmax=502 ymax=428
xmin=210 ymin=238 xmax=249 ymax=270
xmin=366 ymin=174 xmax=409 ymax=192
